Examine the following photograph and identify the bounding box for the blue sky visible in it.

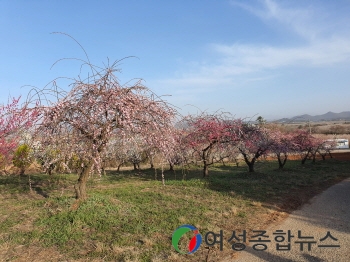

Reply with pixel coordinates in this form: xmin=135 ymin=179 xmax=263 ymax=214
xmin=1 ymin=0 xmax=350 ymax=120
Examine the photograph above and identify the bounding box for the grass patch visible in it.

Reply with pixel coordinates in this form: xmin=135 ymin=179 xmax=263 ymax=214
xmin=0 ymin=158 xmax=349 ymax=261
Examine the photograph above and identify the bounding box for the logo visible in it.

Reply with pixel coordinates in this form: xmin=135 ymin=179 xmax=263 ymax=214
xmin=172 ymin=224 xmax=202 ymax=254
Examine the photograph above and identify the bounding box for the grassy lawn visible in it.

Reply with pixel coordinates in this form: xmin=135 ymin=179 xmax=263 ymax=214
xmin=0 ymin=158 xmax=349 ymax=261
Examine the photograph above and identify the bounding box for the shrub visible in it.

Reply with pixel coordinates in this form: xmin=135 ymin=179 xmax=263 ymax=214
xmin=12 ymin=144 xmax=33 ymax=176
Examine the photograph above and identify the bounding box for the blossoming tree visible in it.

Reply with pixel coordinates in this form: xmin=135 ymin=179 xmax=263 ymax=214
xmin=0 ymin=97 xmax=38 ymax=172
xmin=269 ymin=130 xmax=295 ymax=169
xmin=37 ymin=67 xmax=176 ymax=200
xmin=238 ymin=124 xmax=274 ymax=172
xmin=180 ymin=113 xmax=241 ymax=177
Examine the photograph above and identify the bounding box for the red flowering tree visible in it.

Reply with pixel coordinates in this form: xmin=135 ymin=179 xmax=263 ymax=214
xmin=37 ymin=67 xmax=176 ymax=200
xmin=238 ymin=124 xmax=274 ymax=172
xmin=0 ymin=97 xmax=38 ymax=171
xmin=180 ymin=113 xmax=241 ymax=177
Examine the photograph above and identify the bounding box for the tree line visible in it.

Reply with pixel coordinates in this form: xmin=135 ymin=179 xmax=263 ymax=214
xmin=0 ymin=66 xmax=336 ymax=200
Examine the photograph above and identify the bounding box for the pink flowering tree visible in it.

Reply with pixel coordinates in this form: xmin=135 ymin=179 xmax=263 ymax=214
xmin=0 ymin=97 xmax=38 ymax=172
xmin=316 ymin=139 xmax=337 ymax=160
xmin=102 ymin=135 xmax=128 ymax=172
xmin=292 ymin=130 xmax=323 ymax=164
xmin=101 ymin=133 xmax=149 ymax=172
xmin=226 ymin=146 xmax=242 ymax=167
xmin=163 ymin=128 xmax=187 ymax=172
xmin=269 ymin=130 xmax=295 ymax=169
xmin=37 ymin=67 xmax=176 ymax=200
xmin=180 ymin=113 xmax=241 ymax=177
xmin=123 ymin=135 xmax=147 ymax=171
xmin=144 ymin=145 xmax=158 ymax=169
xmin=308 ymin=137 xmax=336 ymax=162
xmin=238 ymin=124 xmax=274 ymax=172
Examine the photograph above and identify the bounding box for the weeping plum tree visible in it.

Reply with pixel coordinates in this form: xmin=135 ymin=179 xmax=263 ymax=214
xmin=38 ymin=66 xmax=176 ymax=200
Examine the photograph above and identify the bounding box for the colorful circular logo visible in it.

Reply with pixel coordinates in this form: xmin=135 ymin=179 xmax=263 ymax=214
xmin=172 ymin=224 xmax=202 ymax=254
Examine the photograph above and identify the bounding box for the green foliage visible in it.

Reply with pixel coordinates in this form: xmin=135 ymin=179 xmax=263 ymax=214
xmin=12 ymin=144 xmax=33 ymax=174
xmin=256 ymin=116 xmax=266 ymax=125
xmin=67 ymin=154 xmax=84 ymax=172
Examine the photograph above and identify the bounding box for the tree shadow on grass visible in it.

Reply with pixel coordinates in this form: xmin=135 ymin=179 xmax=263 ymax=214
xmin=0 ymin=173 xmax=74 ymax=197
xmin=103 ymin=164 xmax=273 ymax=203
xmin=206 ymin=160 xmax=350 ymax=206
xmin=0 ymin=175 xmax=31 ymax=193
xmin=103 ymin=168 xmax=157 ymax=182
xmin=104 ymin=160 xmax=350 ymax=238
xmin=32 ymin=185 xmax=50 ymax=198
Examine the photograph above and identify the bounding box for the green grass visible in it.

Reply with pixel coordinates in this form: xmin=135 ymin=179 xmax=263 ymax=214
xmin=0 ymin=158 xmax=349 ymax=261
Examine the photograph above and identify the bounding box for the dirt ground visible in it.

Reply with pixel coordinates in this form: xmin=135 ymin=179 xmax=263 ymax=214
xmin=265 ymin=151 xmax=350 ymax=161
xmin=328 ymin=151 xmax=350 ymax=160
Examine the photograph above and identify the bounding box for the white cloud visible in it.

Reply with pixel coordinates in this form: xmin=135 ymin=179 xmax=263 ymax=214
xmin=157 ymin=37 xmax=350 ymax=90
xmin=212 ymin=37 xmax=350 ymax=71
xmin=230 ymin=0 xmax=324 ymax=40
xmin=156 ymin=0 xmax=350 ymax=92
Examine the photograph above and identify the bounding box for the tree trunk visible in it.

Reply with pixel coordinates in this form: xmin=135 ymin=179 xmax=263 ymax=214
xmin=277 ymin=154 xmax=287 ymax=169
xmin=311 ymin=149 xmax=317 ymax=163
xmin=48 ymin=166 xmax=53 ymax=176
xmin=317 ymin=151 xmax=326 ymax=161
xmin=234 ymin=158 xmax=239 ymax=167
xmin=74 ymin=162 xmax=93 ymax=200
xmin=203 ymin=163 xmax=209 ymax=177
xmin=19 ymin=167 xmax=26 ymax=176
xmin=245 ymin=155 xmax=257 ymax=172
xmin=169 ymin=162 xmax=174 ymax=172
xmin=202 ymin=148 xmax=211 ymax=177
xmin=240 ymin=149 xmax=256 ymax=172
xmin=301 ymin=156 xmax=307 ymax=164
xmin=133 ymin=163 xmax=138 ymax=171
xmin=277 ymin=156 xmax=283 ymax=169
xmin=247 ymin=162 xmax=255 ymax=172
xmin=328 ymin=151 xmax=333 ymax=158
xmin=149 ymin=156 xmax=154 ymax=169
xmin=301 ymin=149 xmax=311 ymax=164
xmin=117 ymin=162 xmax=123 ymax=172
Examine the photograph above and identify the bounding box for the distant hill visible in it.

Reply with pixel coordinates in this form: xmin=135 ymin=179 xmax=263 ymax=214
xmin=275 ymin=111 xmax=350 ymax=122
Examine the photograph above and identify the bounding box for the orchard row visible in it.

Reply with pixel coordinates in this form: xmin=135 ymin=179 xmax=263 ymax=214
xmin=0 ymin=68 xmax=335 ymax=199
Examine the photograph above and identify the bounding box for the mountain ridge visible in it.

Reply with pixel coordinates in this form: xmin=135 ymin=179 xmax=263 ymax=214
xmin=275 ymin=111 xmax=350 ymax=122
